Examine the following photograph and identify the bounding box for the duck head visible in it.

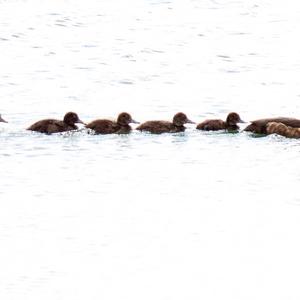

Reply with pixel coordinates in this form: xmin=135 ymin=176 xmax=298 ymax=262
xmin=226 ymin=112 xmax=245 ymax=125
xmin=117 ymin=112 xmax=139 ymax=126
xmin=173 ymin=112 xmax=195 ymax=126
xmin=63 ymin=112 xmax=85 ymax=126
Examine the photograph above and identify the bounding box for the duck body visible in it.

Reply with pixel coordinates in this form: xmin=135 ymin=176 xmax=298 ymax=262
xmin=196 ymin=112 xmax=244 ymax=131
xmin=86 ymin=112 xmax=138 ymax=134
xmin=266 ymin=122 xmax=300 ymax=138
xmin=244 ymin=117 xmax=300 ymax=134
xmin=27 ymin=112 xmax=84 ymax=134
xmin=137 ymin=120 xmax=185 ymax=134
xmin=28 ymin=119 xmax=77 ymax=134
xmin=136 ymin=112 xmax=194 ymax=134
xmin=197 ymin=119 xmax=230 ymax=131
xmin=86 ymin=119 xmax=131 ymax=134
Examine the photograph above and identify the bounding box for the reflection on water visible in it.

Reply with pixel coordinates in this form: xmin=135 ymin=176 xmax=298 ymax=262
xmin=1 ymin=0 xmax=300 ymax=299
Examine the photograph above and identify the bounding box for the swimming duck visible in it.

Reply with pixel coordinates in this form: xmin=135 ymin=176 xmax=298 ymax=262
xmin=266 ymin=122 xmax=300 ymax=138
xmin=27 ymin=112 xmax=85 ymax=134
xmin=86 ymin=112 xmax=138 ymax=134
xmin=0 ymin=114 xmax=7 ymax=123
xmin=136 ymin=112 xmax=195 ymax=134
xmin=244 ymin=117 xmax=300 ymax=134
xmin=196 ymin=112 xmax=244 ymax=131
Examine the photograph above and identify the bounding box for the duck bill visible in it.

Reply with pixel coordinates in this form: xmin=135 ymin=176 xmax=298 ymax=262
xmin=130 ymin=119 xmax=140 ymax=124
xmin=76 ymin=119 xmax=86 ymax=125
xmin=186 ymin=119 xmax=196 ymax=124
xmin=238 ymin=119 xmax=246 ymax=124
xmin=0 ymin=116 xmax=7 ymax=123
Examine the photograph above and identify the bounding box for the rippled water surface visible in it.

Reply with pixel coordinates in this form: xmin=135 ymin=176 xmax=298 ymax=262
xmin=1 ymin=0 xmax=300 ymax=299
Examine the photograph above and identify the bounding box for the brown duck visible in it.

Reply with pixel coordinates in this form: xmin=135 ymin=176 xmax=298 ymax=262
xmin=196 ymin=112 xmax=244 ymax=131
xmin=27 ymin=112 xmax=85 ymax=134
xmin=86 ymin=112 xmax=138 ymax=134
xmin=244 ymin=117 xmax=300 ymax=134
xmin=266 ymin=122 xmax=300 ymax=138
xmin=136 ymin=112 xmax=195 ymax=134
xmin=0 ymin=114 xmax=7 ymax=123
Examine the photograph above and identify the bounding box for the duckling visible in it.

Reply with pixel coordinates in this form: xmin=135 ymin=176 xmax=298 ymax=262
xmin=27 ymin=112 xmax=85 ymax=134
xmin=136 ymin=112 xmax=195 ymax=134
xmin=86 ymin=112 xmax=138 ymax=134
xmin=196 ymin=112 xmax=244 ymax=131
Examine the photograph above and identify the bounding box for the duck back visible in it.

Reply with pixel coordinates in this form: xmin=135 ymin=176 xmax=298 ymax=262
xmin=266 ymin=122 xmax=300 ymax=138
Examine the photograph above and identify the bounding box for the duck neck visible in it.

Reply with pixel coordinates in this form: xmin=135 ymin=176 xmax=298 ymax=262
xmin=225 ymin=123 xmax=239 ymax=131
xmin=64 ymin=119 xmax=77 ymax=128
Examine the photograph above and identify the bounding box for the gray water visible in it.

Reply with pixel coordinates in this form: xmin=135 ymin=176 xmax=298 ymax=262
xmin=1 ymin=0 xmax=300 ymax=299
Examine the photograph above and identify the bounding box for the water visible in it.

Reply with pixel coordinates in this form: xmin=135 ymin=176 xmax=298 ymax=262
xmin=1 ymin=0 xmax=300 ymax=299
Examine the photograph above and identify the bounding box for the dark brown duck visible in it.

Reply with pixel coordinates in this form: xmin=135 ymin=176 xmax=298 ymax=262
xmin=27 ymin=112 xmax=85 ymax=134
xmin=266 ymin=122 xmax=300 ymax=138
xmin=244 ymin=117 xmax=300 ymax=134
xmin=136 ymin=112 xmax=195 ymax=134
xmin=196 ymin=112 xmax=244 ymax=131
xmin=86 ymin=112 xmax=138 ymax=134
xmin=0 ymin=114 xmax=7 ymax=123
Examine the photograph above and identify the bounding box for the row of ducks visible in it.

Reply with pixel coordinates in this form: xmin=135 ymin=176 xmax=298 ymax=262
xmin=1 ymin=112 xmax=300 ymax=138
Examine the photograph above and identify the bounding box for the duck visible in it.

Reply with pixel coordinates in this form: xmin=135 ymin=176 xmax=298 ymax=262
xmin=136 ymin=112 xmax=195 ymax=134
xmin=196 ymin=112 xmax=244 ymax=131
xmin=266 ymin=122 xmax=300 ymax=138
xmin=244 ymin=117 xmax=300 ymax=134
xmin=0 ymin=114 xmax=7 ymax=123
xmin=27 ymin=112 xmax=85 ymax=134
xmin=86 ymin=112 xmax=138 ymax=134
